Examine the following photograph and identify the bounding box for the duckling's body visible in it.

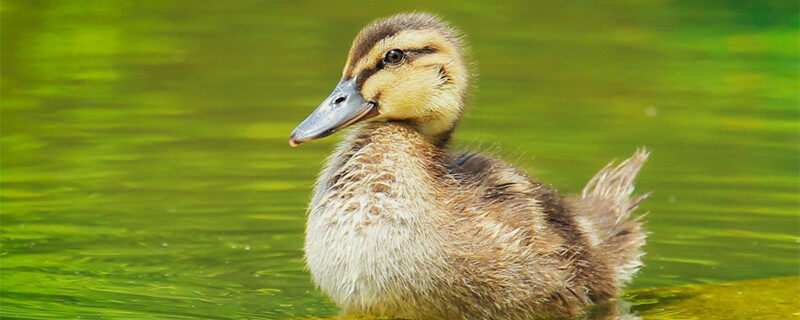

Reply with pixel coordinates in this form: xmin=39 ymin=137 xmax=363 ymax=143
xmin=292 ymin=13 xmax=648 ymax=319
xmin=305 ymin=122 xmax=647 ymax=319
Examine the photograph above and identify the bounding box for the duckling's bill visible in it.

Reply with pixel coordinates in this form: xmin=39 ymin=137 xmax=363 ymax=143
xmin=289 ymin=77 xmax=379 ymax=147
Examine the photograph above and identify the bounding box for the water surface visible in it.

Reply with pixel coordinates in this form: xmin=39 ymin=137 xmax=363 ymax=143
xmin=2 ymin=0 xmax=798 ymax=319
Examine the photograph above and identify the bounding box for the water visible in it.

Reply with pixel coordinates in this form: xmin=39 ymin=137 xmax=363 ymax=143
xmin=2 ymin=0 xmax=798 ymax=319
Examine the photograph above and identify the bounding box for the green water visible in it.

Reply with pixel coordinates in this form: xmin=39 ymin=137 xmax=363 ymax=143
xmin=1 ymin=0 xmax=798 ymax=319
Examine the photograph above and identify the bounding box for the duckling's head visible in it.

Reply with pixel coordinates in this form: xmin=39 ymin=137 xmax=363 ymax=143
xmin=290 ymin=12 xmax=469 ymax=147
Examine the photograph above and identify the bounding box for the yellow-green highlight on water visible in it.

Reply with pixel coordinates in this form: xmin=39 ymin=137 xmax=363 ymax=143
xmin=626 ymin=276 xmax=799 ymax=319
xmin=2 ymin=0 xmax=798 ymax=319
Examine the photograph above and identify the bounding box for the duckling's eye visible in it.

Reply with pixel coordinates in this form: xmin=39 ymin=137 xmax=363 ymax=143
xmin=383 ymin=49 xmax=404 ymax=64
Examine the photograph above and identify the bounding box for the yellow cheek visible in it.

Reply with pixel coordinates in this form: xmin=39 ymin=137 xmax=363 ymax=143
xmin=362 ymin=66 xmax=441 ymax=120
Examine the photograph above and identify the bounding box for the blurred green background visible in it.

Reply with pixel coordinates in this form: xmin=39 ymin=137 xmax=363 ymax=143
xmin=1 ymin=0 xmax=798 ymax=319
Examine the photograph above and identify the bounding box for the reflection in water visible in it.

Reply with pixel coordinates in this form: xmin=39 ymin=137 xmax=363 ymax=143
xmin=301 ymin=277 xmax=799 ymax=320
xmin=1 ymin=0 xmax=798 ymax=319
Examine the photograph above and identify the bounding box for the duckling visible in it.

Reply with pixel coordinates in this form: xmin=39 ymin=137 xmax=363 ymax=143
xmin=289 ymin=12 xmax=649 ymax=319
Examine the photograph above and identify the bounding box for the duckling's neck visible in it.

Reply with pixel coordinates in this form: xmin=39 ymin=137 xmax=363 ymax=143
xmin=407 ymin=117 xmax=458 ymax=147
xmin=348 ymin=121 xmax=446 ymax=160
xmin=314 ymin=121 xmax=447 ymax=206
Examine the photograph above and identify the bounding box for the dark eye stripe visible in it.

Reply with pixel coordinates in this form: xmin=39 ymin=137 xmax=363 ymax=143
xmin=406 ymin=46 xmax=437 ymax=55
xmin=354 ymin=46 xmax=439 ymax=90
xmin=356 ymin=62 xmax=383 ymax=90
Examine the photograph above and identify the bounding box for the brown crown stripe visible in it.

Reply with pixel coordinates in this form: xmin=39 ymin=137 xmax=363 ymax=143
xmin=348 ymin=27 xmax=401 ymax=73
xmin=346 ymin=13 xmax=454 ymax=75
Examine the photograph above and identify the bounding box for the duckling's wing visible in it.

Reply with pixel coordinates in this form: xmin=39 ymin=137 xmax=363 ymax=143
xmin=446 ymin=149 xmax=649 ymax=288
xmin=444 ymin=151 xmax=626 ymax=304
xmin=444 ymin=151 xmax=573 ymax=243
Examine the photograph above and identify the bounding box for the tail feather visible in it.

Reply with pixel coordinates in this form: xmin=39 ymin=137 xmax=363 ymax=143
xmin=579 ymin=149 xmax=649 ymax=284
xmin=581 ymin=149 xmax=649 ymax=214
